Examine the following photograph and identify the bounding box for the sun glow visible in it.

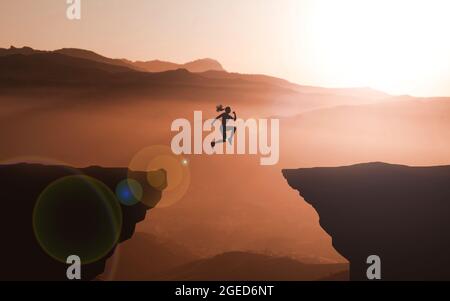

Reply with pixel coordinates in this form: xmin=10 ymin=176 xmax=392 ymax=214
xmin=304 ymin=0 xmax=450 ymax=96
xmin=2 ymin=0 xmax=450 ymax=96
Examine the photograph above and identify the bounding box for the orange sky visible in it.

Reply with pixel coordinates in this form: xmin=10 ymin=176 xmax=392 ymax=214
xmin=1 ymin=0 xmax=450 ymax=97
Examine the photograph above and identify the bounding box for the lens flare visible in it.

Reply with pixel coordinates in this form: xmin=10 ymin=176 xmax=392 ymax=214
xmin=115 ymin=178 xmax=143 ymax=206
xmin=128 ymin=145 xmax=190 ymax=208
xmin=33 ymin=175 xmax=122 ymax=264
xmin=147 ymin=169 xmax=167 ymax=191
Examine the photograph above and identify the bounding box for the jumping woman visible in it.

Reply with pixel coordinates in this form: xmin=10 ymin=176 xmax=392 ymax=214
xmin=211 ymin=105 xmax=237 ymax=148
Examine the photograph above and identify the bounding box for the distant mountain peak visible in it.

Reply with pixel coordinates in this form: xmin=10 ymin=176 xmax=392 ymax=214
xmin=187 ymin=58 xmax=220 ymax=64
xmin=183 ymin=58 xmax=224 ymax=72
xmin=133 ymin=57 xmax=225 ymax=73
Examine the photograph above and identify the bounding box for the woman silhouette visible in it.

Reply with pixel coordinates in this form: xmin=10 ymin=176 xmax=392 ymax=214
xmin=211 ymin=105 xmax=237 ymax=148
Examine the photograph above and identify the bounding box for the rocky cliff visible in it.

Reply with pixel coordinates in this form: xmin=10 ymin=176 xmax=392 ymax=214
xmin=283 ymin=162 xmax=450 ymax=280
xmin=0 ymin=163 xmax=165 ymax=280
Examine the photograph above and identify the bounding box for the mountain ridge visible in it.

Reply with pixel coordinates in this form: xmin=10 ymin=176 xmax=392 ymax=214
xmin=133 ymin=57 xmax=225 ymax=73
xmin=0 ymin=46 xmax=389 ymax=101
xmin=0 ymin=46 xmax=225 ymax=73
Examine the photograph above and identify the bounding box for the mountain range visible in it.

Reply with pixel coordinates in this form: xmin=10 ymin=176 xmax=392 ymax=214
xmin=0 ymin=46 xmax=392 ymax=121
xmin=0 ymin=46 xmax=225 ymax=73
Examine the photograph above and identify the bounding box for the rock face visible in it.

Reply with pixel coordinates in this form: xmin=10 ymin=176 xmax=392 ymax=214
xmin=0 ymin=163 xmax=165 ymax=280
xmin=282 ymin=162 xmax=450 ymax=281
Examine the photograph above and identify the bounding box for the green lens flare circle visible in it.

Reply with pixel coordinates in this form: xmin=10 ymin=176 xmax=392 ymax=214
xmin=33 ymin=175 xmax=122 ymax=264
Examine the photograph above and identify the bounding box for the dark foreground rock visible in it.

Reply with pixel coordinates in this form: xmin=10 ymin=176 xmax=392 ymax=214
xmin=283 ymin=162 xmax=450 ymax=280
xmin=0 ymin=163 xmax=165 ymax=280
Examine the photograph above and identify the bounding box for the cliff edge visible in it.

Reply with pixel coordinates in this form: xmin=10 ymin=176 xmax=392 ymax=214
xmin=0 ymin=163 xmax=165 ymax=280
xmin=282 ymin=162 xmax=450 ymax=280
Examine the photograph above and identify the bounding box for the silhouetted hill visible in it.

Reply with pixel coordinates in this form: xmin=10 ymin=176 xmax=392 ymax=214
xmin=199 ymin=70 xmax=298 ymax=89
xmin=155 ymin=251 xmax=348 ymax=281
xmin=101 ymin=232 xmax=197 ymax=280
xmin=0 ymin=163 xmax=165 ymax=280
xmin=0 ymin=53 xmax=134 ymax=82
xmin=200 ymin=70 xmax=389 ymax=100
xmin=54 ymin=48 xmax=143 ymax=71
xmin=0 ymin=50 xmax=290 ymax=93
xmin=0 ymin=45 xmax=37 ymax=56
xmin=0 ymin=46 xmax=223 ymax=73
xmin=183 ymin=58 xmax=225 ymax=72
xmin=283 ymin=162 xmax=450 ymax=280
xmin=132 ymin=59 xmax=179 ymax=72
xmin=134 ymin=58 xmax=225 ymax=73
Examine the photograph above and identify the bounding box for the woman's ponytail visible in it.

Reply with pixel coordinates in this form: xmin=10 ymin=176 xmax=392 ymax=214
xmin=216 ymin=104 xmax=225 ymax=112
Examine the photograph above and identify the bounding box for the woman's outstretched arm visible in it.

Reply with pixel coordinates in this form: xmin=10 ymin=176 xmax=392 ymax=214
xmin=212 ymin=113 xmax=223 ymax=125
